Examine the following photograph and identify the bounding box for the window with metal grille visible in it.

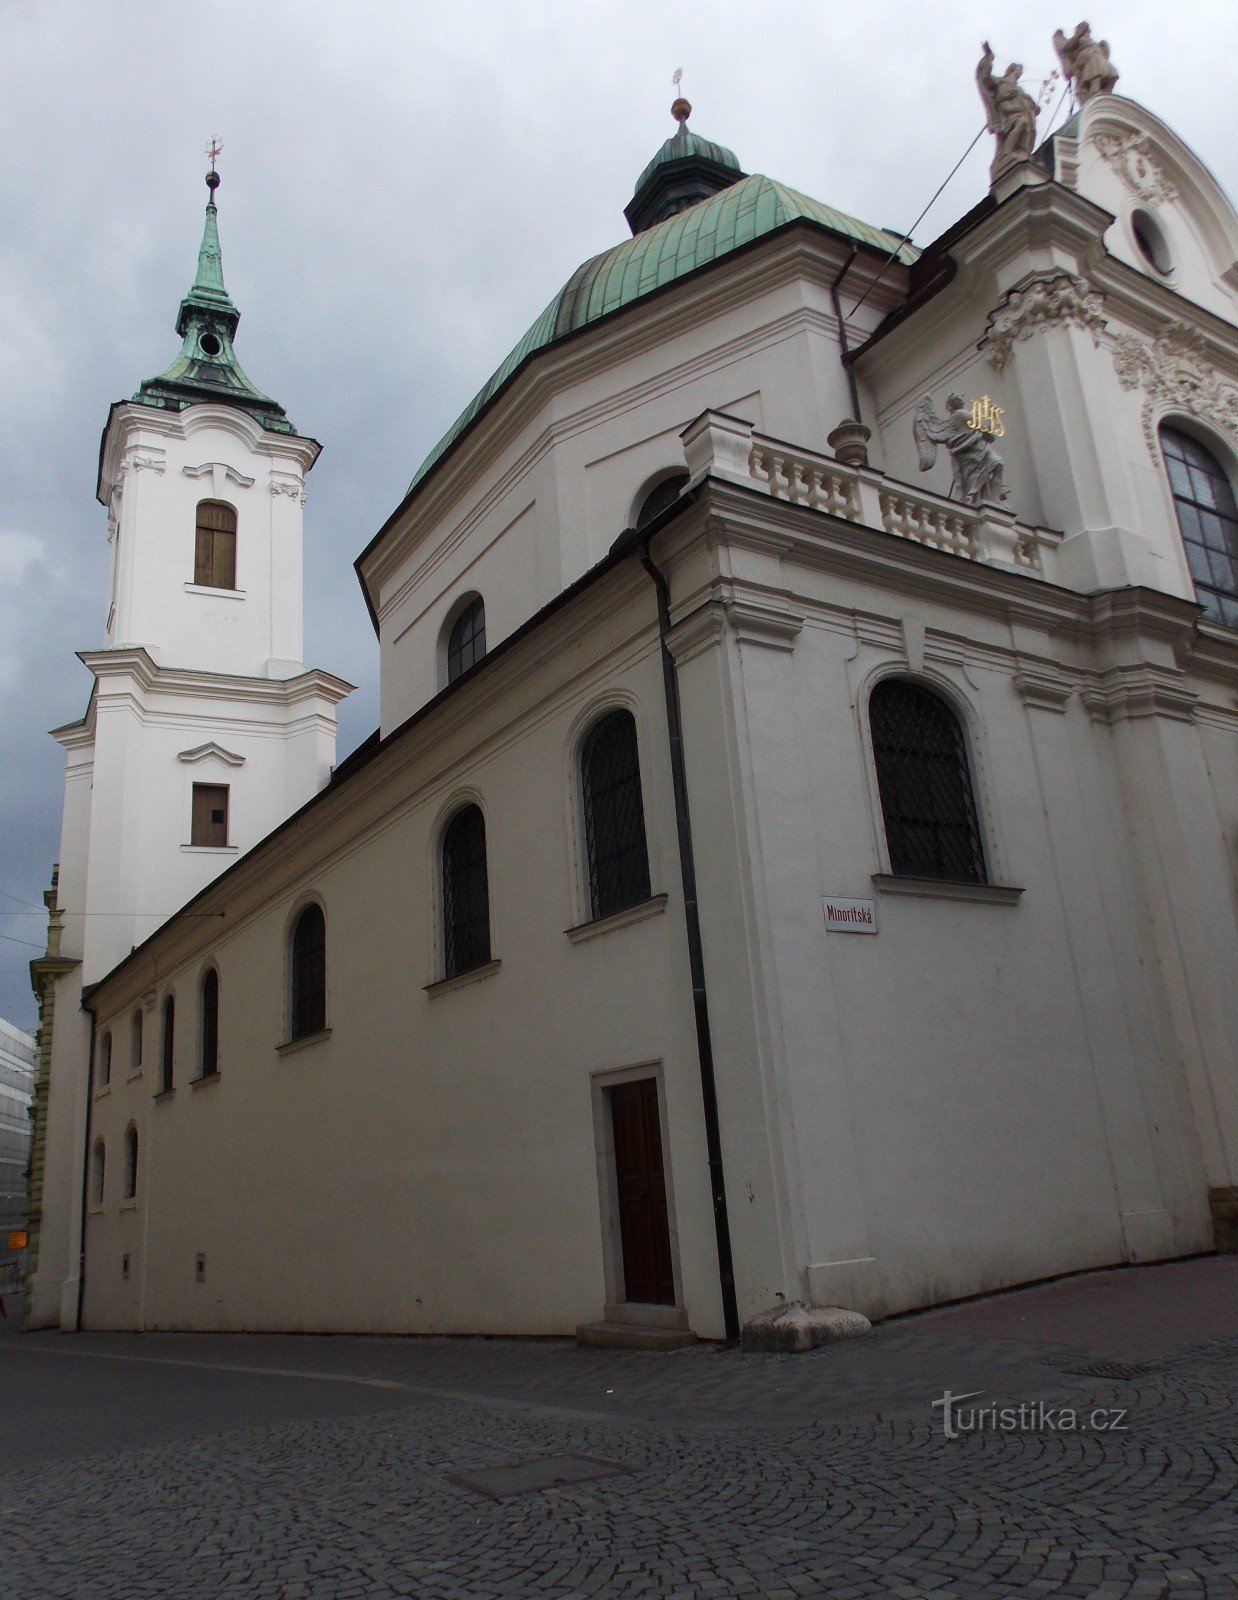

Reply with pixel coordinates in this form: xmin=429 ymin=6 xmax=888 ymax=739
xmin=636 ymin=472 xmax=689 ymax=528
xmin=581 ymin=710 xmax=651 ymax=920
xmin=870 ymin=680 xmax=987 ymax=883
xmin=442 ymin=805 xmax=491 ymax=978
xmin=123 ymin=1126 xmax=138 ymax=1200
xmin=98 ymin=1032 xmax=112 ymax=1088
xmin=1161 ymin=426 xmax=1238 ymax=630
xmin=131 ymin=1009 xmax=143 ymax=1073
xmin=290 ymin=904 xmax=326 ymax=1039
xmin=194 ymin=500 xmax=237 ymax=589
xmin=91 ymin=1140 xmax=106 ymax=1206
xmin=200 ymin=969 xmax=219 ymax=1076
xmin=191 ymin=783 xmax=229 ymax=847
xmin=160 ymin=995 xmax=175 ymax=1093
xmin=446 ymin=598 xmax=486 ymax=683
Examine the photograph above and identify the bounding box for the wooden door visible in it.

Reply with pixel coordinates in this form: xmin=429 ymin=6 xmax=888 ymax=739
xmin=608 ymin=1078 xmax=675 ymax=1305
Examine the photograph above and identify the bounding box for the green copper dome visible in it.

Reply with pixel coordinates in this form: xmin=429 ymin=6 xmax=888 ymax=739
xmin=408 ymin=172 xmax=917 ymax=493
xmin=133 ymin=176 xmax=295 ymax=435
xmin=632 ymin=124 xmax=741 ymax=197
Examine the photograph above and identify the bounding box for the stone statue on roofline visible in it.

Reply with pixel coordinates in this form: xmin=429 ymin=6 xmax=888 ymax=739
xmin=976 ymin=42 xmax=1039 ymax=186
xmin=914 ymin=394 xmax=1009 ymax=508
xmin=1053 ymin=22 xmax=1119 ymax=103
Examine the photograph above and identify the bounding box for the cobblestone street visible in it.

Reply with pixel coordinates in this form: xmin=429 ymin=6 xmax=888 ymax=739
xmin=2 ymin=1259 xmax=1235 ymax=1599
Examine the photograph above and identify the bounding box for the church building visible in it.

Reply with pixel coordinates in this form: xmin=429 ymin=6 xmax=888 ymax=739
xmin=26 ymin=45 xmax=1238 ymax=1346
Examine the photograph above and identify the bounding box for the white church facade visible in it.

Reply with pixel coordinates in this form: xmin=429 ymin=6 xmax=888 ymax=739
xmin=26 ymin=55 xmax=1238 ymax=1345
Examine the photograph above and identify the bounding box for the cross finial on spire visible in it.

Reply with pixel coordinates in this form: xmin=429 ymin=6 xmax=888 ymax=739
xmin=671 ymin=68 xmax=691 ymax=126
xmin=205 ymin=136 xmax=223 ymax=198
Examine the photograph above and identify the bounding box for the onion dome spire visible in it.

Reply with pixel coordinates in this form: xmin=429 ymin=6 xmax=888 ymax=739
xmin=624 ymin=92 xmax=744 ymax=235
xmin=132 ymin=148 xmax=295 ymax=435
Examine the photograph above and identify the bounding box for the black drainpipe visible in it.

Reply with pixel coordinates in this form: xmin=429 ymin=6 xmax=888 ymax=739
xmin=638 ymin=530 xmax=741 ymax=1344
xmin=75 ymin=1006 xmax=96 ymax=1331
xmin=829 ymin=241 xmax=864 ymax=425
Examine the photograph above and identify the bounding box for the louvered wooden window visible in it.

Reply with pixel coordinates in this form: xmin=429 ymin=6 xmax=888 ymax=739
xmin=192 ymin=783 xmax=229 ymax=847
xmin=194 ymin=500 xmax=237 ymax=589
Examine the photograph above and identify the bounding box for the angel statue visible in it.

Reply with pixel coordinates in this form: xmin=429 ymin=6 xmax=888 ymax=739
xmin=976 ymin=41 xmax=1039 ymax=185
xmin=914 ymin=394 xmax=1008 ymax=508
xmin=1053 ymin=22 xmax=1119 ymax=103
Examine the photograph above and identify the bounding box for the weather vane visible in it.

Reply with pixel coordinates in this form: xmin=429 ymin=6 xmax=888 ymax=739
xmin=205 ymin=136 xmax=223 ymax=196
xmin=671 ymin=67 xmax=691 ymax=124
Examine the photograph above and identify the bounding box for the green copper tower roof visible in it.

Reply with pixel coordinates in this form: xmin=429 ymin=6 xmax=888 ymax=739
xmin=133 ymin=169 xmax=295 ymax=435
xmin=632 ymin=123 xmax=741 ymax=198
xmin=408 ymin=168 xmax=917 ymax=493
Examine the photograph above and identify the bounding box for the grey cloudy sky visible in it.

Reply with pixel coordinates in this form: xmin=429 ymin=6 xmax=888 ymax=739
xmin=1 ymin=0 xmax=1234 ymax=1027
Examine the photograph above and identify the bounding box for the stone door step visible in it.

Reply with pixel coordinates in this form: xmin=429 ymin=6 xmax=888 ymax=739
xmin=575 ymin=1320 xmax=697 ymax=1351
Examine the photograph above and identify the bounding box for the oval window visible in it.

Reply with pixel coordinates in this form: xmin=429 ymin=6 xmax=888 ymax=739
xmin=1131 ymin=210 xmax=1172 ymax=276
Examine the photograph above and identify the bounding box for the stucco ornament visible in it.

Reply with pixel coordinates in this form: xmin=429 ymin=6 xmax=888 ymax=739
xmin=976 ymin=42 xmax=1039 ymax=185
xmin=1091 ymin=130 xmax=1177 ymax=205
xmin=1112 ymin=324 xmax=1238 ymax=453
xmin=980 ymin=272 xmax=1108 ymax=370
xmin=1053 ymin=22 xmax=1119 ymax=102
xmin=914 ymin=394 xmax=1009 ymax=506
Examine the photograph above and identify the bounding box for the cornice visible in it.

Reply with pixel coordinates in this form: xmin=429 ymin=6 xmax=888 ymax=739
xmin=97 ymin=401 xmax=320 ymax=504
xmin=77 ymin=648 xmax=354 ymax=710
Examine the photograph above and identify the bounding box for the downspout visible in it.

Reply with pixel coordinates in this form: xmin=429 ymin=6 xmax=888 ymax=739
xmin=638 ymin=531 xmax=741 ymax=1344
xmin=75 ymin=1007 xmax=96 ymax=1331
xmin=829 ymin=241 xmax=864 ymax=425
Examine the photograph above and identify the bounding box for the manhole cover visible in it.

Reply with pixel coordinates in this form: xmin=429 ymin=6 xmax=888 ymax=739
xmin=1062 ymin=1360 xmax=1157 ymax=1379
xmin=450 ymin=1453 xmax=631 ymax=1500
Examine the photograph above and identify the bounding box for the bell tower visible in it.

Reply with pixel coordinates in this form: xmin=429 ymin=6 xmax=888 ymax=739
xmin=25 ymin=160 xmax=352 ymax=1329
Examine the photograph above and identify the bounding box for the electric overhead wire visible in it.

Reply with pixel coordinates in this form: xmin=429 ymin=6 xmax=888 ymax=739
xmin=846 ymin=65 xmax=1073 ymax=327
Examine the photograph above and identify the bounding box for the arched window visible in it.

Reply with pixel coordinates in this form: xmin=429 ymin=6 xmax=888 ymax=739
xmin=159 ymin=996 xmax=175 ymax=1093
xmin=581 ymin=710 xmax=652 ymax=920
xmin=442 ymin=805 xmax=491 ymax=978
xmin=200 ymin=969 xmax=219 ymax=1077
xmin=289 ymin=903 xmax=327 ymax=1039
xmin=446 ymin=597 xmax=486 ymax=684
xmin=98 ymin=1032 xmax=112 ymax=1088
xmin=636 ymin=471 xmax=689 ymax=529
xmin=90 ymin=1140 xmax=106 ymax=1206
xmin=194 ymin=500 xmax=237 ymax=589
xmin=123 ymin=1126 xmax=139 ymax=1200
xmin=1160 ymin=426 xmax=1238 ymax=629
xmin=869 ymin=680 xmax=987 ymax=883
xmin=131 ymin=1009 xmax=143 ymax=1075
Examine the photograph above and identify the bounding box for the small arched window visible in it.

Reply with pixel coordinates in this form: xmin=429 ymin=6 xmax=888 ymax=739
xmin=636 ymin=472 xmax=689 ymax=529
xmin=123 ymin=1126 xmax=139 ymax=1200
xmin=442 ymin=805 xmax=491 ymax=978
xmin=870 ymin=680 xmax=986 ymax=883
xmin=90 ymin=1139 xmax=106 ymax=1206
xmin=131 ymin=1009 xmax=143 ymax=1074
xmin=290 ymin=903 xmax=327 ymax=1040
xmin=581 ymin=710 xmax=652 ymax=920
xmin=160 ymin=995 xmax=175 ymax=1093
xmin=1160 ymin=425 xmax=1238 ymax=630
xmin=194 ymin=500 xmax=237 ymax=590
xmin=200 ymin=969 xmax=219 ymax=1077
xmin=98 ymin=1032 xmax=112 ymax=1088
xmin=446 ymin=598 xmax=486 ymax=684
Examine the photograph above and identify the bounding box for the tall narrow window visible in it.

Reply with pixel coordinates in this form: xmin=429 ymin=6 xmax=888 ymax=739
xmin=870 ymin=680 xmax=986 ymax=883
xmin=200 ymin=969 xmax=219 ymax=1077
xmin=191 ymin=783 xmax=230 ymax=847
xmin=98 ymin=1032 xmax=112 ymax=1088
xmin=131 ymin=1009 xmax=143 ymax=1074
xmin=442 ymin=805 xmax=491 ymax=978
xmin=581 ymin=710 xmax=652 ymax=920
xmin=290 ymin=903 xmax=327 ymax=1040
xmin=446 ymin=598 xmax=486 ymax=683
xmin=194 ymin=500 xmax=237 ymax=589
xmin=160 ymin=995 xmax=175 ymax=1094
xmin=123 ymin=1126 xmax=139 ymax=1200
xmin=91 ymin=1140 xmax=106 ymax=1206
xmin=1160 ymin=426 xmax=1238 ymax=630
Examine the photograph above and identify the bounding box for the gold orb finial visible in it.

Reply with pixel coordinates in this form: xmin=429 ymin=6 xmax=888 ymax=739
xmin=671 ymin=96 xmax=691 ymax=124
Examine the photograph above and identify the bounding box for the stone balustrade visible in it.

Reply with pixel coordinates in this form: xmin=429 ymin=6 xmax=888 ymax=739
xmin=680 ymin=410 xmax=1051 ymax=577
